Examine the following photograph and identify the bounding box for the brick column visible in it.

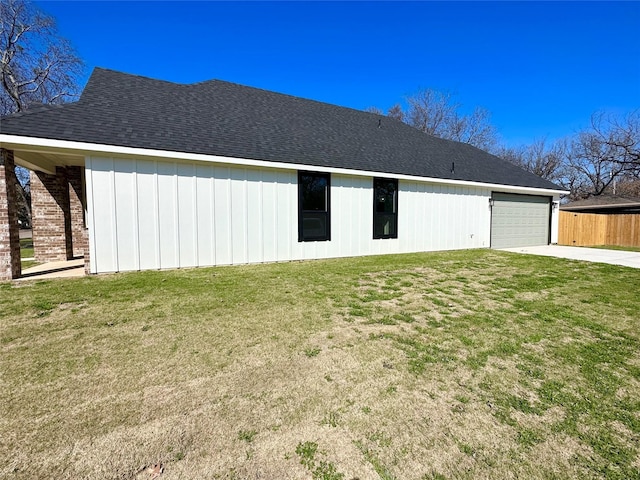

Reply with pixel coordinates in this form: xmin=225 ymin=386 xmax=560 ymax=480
xmin=67 ymin=166 xmax=86 ymax=258
xmin=83 ymin=228 xmax=91 ymax=274
xmin=0 ymin=149 xmax=21 ymax=281
xmin=31 ymin=167 xmax=73 ymax=262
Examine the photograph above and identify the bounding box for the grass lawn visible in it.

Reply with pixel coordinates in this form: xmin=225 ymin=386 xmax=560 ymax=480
xmin=1 ymin=249 xmax=639 ymax=480
xmin=19 ymin=238 xmax=39 ymax=269
xmin=19 ymin=238 xmax=34 ymax=259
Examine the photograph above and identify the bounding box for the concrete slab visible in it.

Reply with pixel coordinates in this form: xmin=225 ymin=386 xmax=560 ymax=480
xmin=18 ymin=258 xmax=85 ymax=280
xmin=501 ymin=245 xmax=640 ymax=269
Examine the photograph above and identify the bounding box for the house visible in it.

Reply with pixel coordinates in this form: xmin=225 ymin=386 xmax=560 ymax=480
xmin=560 ymin=195 xmax=640 ymax=214
xmin=0 ymin=68 xmax=566 ymax=280
xmin=559 ymin=196 xmax=640 ymax=247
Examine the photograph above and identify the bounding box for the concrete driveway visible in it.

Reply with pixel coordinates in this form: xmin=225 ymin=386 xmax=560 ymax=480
xmin=500 ymin=245 xmax=640 ymax=269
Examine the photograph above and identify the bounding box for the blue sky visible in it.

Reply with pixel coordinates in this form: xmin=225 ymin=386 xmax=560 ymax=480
xmin=38 ymin=1 xmax=639 ymax=147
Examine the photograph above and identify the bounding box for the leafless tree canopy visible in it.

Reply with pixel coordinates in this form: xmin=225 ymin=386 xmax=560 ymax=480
xmin=0 ymin=0 xmax=83 ymax=115
xmin=1 ymin=0 xmax=84 ymax=227
xmin=494 ymin=111 xmax=640 ymax=200
xmin=364 ymin=106 xmax=383 ymax=115
xmin=372 ymin=88 xmax=498 ymax=151
xmin=495 ymin=138 xmax=568 ymax=186
xmin=563 ymin=111 xmax=640 ymax=198
xmin=386 ymin=104 xmax=404 ymax=122
xmin=370 ymin=88 xmax=639 ymax=199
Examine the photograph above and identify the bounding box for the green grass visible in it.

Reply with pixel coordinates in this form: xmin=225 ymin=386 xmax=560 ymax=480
xmin=20 ymin=237 xmax=33 ymax=258
xmin=238 ymin=429 xmax=257 ymax=443
xmin=296 ymin=441 xmax=345 ymax=480
xmin=19 ymin=237 xmax=39 ymax=269
xmin=1 ymin=249 xmax=639 ymax=479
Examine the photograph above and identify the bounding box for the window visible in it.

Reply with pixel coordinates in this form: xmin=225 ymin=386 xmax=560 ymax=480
xmin=373 ymin=178 xmax=398 ymax=239
xmin=298 ymin=172 xmax=330 ymax=242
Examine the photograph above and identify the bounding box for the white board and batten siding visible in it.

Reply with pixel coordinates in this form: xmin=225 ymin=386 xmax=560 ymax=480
xmin=85 ymin=156 xmax=494 ymax=274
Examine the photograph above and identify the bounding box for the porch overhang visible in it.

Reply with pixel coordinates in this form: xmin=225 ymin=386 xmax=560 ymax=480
xmin=0 ymin=135 xmax=85 ymax=174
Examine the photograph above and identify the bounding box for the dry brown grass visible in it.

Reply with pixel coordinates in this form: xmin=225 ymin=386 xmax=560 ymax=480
xmin=1 ymin=249 xmax=639 ymax=479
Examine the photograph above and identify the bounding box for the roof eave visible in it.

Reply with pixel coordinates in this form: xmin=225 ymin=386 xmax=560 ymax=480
xmin=561 ymin=203 xmax=640 ymax=211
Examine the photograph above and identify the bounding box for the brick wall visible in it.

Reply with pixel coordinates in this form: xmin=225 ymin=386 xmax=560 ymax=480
xmin=31 ymin=167 xmax=74 ymax=262
xmin=67 ymin=166 xmax=86 ymax=257
xmin=83 ymin=228 xmax=91 ymax=274
xmin=0 ymin=149 xmax=21 ymax=281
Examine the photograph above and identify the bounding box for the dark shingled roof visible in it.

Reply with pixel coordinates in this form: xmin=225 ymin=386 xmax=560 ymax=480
xmin=1 ymin=67 xmax=562 ymax=191
xmin=561 ymin=195 xmax=640 ymax=213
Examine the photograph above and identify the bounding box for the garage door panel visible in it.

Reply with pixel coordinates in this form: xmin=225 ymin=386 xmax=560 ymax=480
xmin=491 ymin=193 xmax=550 ymax=248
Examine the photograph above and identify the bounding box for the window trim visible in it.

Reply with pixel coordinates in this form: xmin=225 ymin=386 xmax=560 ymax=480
xmin=373 ymin=177 xmax=398 ymax=239
xmin=298 ymin=171 xmax=331 ymax=242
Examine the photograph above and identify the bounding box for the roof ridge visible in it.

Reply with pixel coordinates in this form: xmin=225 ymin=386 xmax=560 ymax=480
xmin=91 ymin=66 xmax=189 ymax=87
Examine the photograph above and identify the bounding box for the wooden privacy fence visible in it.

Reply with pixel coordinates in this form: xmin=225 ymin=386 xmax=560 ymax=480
xmin=559 ymin=211 xmax=640 ymax=247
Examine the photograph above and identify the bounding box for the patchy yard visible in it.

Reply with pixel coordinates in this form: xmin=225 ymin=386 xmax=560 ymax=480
xmin=1 ymin=249 xmax=639 ymax=480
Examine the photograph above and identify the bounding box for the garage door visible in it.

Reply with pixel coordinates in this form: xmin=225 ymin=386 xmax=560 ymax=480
xmin=491 ymin=193 xmax=550 ymax=248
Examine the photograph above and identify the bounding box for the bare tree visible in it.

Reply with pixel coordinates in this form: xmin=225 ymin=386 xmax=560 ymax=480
xmin=14 ymin=163 xmax=30 ymax=226
xmin=591 ymin=110 xmax=639 ymax=172
xmin=566 ymin=132 xmax=619 ymax=197
xmin=497 ymin=112 xmax=640 ymax=200
xmin=364 ymin=106 xmax=383 ymax=115
xmin=1 ymin=0 xmax=84 ymax=228
xmin=496 ymin=138 xmax=568 ymax=185
xmin=387 ymin=103 xmax=404 ymax=122
xmin=370 ymin=88 xmax=498 ymax=151
xmin=565 ymin=111 xmax=640 ymax=198
xmin=446 ymin=106 xmax=498 ymax=151
xmin=405 ymin=89 xmax=457 ymax=137
xmin=0 ymin=0 xmax=83 ymax=114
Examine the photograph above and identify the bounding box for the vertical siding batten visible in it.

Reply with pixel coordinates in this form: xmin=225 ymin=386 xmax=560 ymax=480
xmin=157 ymin=161 xmax=178 ymax=268
xmin=173 ymin=162 xmax=181 ymax=267
xmin=247 ymin=169 xmax=263 ymax=264
xmin=134 ymin=158 xmax=160 ymax=270
xmin=258 ymin=172 xmax=264 ymax=262
xmin=192 ymin=166 xmax=199 ymax=266
xmin=211 ymin=167 xmax=221 ymax=265
xmin=131 ymin=161 xmax=140 ymax=270
xmin=230 ymin=168 xmax=246 ymax=264
xmin=176 ymin=163 xmax=197 ymax=267
xmin=272 ymin=171 xmax=278 ymax=262
xmin=114 ymin=159 xmax=135 ymax=271
xmin=194 ymin=164 xmax=209 ymax=267
xmin=88 ymin=157 xmax=119 ymax=272
xmin=153 ymin=161 xmax=161 ymax=269
xmin=109 ymin=159 xmax=119 ymax=271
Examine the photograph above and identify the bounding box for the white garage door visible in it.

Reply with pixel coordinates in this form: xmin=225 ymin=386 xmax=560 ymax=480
xmin=491 ymin=193 xmax=550 ymax=248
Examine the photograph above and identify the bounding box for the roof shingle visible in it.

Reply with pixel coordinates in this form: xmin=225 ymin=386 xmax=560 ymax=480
xmin=1 ymin=67 xmax=562 ymax=191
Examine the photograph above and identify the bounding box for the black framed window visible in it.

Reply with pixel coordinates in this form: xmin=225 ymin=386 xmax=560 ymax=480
xmin=298 ymin=171 xmax=330 ymax=242
xmin=373 ymin=178 xmax=398 ymax=239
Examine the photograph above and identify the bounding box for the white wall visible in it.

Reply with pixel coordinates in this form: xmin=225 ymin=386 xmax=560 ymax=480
xmin=85 ymin=156 xmax=494 ymax=273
